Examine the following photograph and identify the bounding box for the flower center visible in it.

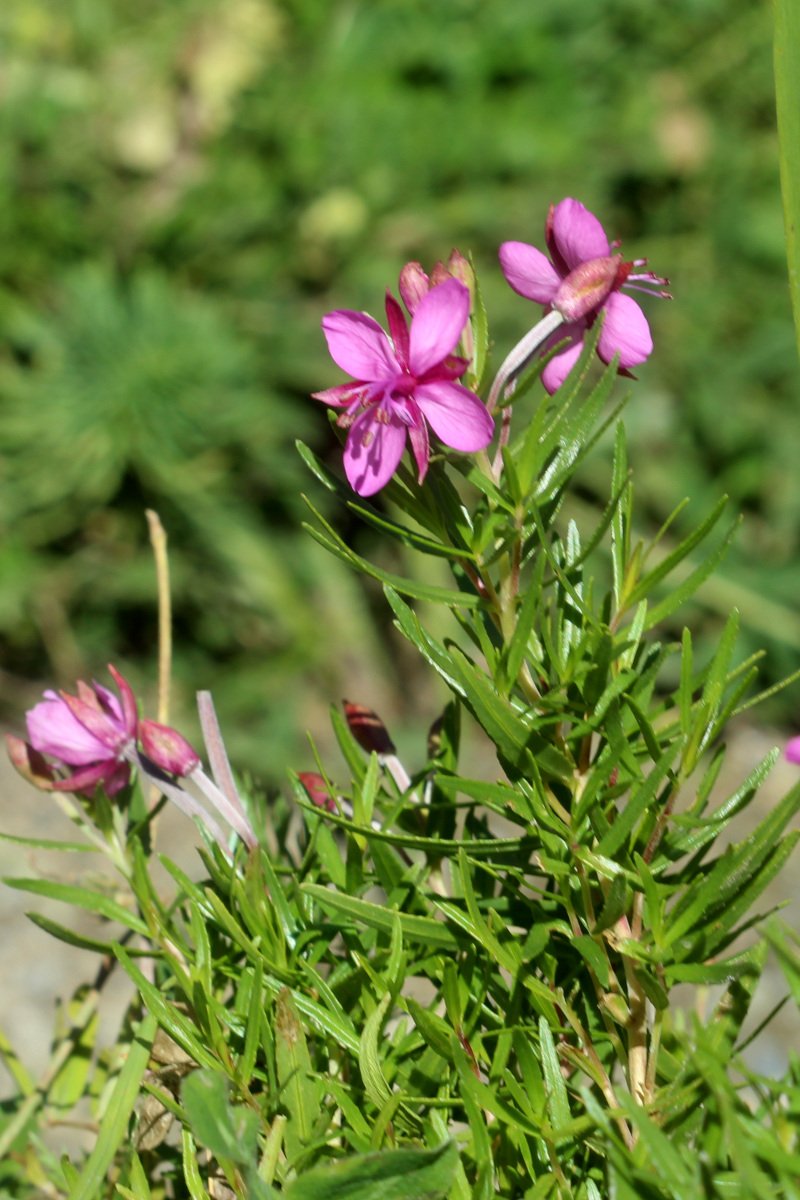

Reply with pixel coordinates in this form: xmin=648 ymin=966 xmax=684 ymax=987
xmin=389 ymin=371 xmax=417 ymax=400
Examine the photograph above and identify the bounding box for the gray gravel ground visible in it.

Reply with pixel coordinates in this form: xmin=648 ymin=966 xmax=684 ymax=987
xmin=1 ymin=722 xmax=798 ymax=1102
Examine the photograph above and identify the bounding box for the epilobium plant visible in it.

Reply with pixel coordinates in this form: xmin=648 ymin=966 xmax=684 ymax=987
xmin=2 ymin=198 xmax=800 ymax=1200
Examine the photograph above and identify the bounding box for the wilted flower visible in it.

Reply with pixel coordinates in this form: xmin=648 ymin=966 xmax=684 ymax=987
xmin=313 ymin=277 xmax=494 ymax=496
xmin=7 ymin=665 xmax=138 ymax=796
xmin=499 ymin=198 xmax=670 ymax=393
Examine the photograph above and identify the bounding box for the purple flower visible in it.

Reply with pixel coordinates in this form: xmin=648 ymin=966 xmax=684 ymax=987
xmin=499 ymin=198 xmax=669 ymax=394
xmin=313 ymin=277 xmax=494 ymax=497
xmin=786 ymin=737 xmax=800 ymax=765
xmin=7 ymin=665 xmax=138 ymax=796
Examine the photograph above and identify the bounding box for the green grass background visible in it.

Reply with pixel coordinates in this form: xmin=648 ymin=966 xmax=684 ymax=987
xmin=1 ymin=0 xmax=797 ymax=771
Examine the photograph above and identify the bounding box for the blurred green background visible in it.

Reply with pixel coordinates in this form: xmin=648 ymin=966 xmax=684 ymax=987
xmin=1 ymin=0 xmax=798 ymax=773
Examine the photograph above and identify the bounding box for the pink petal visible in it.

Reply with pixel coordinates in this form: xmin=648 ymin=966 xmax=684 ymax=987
xmin=433 ymin=354 xmax=470 ymax=382
xmin=311 ymin=383 xmax=369 ymax=408
xmin=103 ymin=761 xmax=132 ymax=796
xmin=408 ymin=279 xmax=470 ymax=376
xmin=6 ymin=734 xmax=57 ymax=790
xmin=541 ymin=327 xmax=585 ymax=394
xmin=321 ymin=310 xmax=398 ymax=381
xmin=52 ymin=760 xmax=125 ymax=796
xmin=343 ymin=406 xmax=408 ymax=496
xmin=27 ymin=693 xmax=110 ymax=765
xmin=786 ymin=736 xmax=800 ymax=764
xmin=398 ymin=262 xmax=430 ymax=315
xmin=405 ymin=400 xmax=430 ymax=482
xmin=498 ymin=242 xmax=561 ymax=302
xmin=550 ymin=199 xmax=610 ymax=271
xmin=414 ymin=381 xmax=494 ymax=452
xmin=597 ymin=292 xmax=653 ymax=369
xmin=58 ymin=691 xmax=123 ymax=752
xmin=385 ymin=292 xmax=410 ymax=365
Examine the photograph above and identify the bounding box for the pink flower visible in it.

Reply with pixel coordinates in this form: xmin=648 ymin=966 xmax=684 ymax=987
xmin=499 ymin=198 xmax=669 ymax=394
xmin=786 ymin=737 xmax=800 ymax=765
xmin=313 ymin=277 xmax=494 ymax=496
xmin=7 ymin=665 xmax=138 ymax=796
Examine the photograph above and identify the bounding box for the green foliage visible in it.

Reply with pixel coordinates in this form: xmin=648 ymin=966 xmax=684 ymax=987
xmin=2 ymin=1 xmax=800 ymax=1195
xmin=3 ymin=331 xmax=800 ymax=1195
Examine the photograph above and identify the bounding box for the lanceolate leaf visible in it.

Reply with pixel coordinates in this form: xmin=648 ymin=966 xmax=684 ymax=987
xmin=284 ymin=1141 xmax=459 ymax=1200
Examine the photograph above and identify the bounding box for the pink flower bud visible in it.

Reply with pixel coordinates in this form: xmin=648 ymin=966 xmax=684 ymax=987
xmin=297 ymin=772 xmax=337 ymax=814
xmin=432 ymin=249 xmax=474 ymax=294
xmin=398 ymin=261 xmax=430 ymax=315
xmin=139 ymin=719 xmax=200 ymax=777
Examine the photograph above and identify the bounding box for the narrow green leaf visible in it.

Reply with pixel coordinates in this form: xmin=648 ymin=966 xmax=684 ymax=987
xmin=610 ymin=421 xmax=630 ymax=611
xmin=4 ymin=877 xmax=148 ymax=936
xmin=665 ymin=947 xmax=763 ymax=986
xmin=700 ymin=607 xmax=740 ymax=717
xmin=596 ymin=747 xmax=677 ymax=859
xmin=0 ymin=832 xmax=98 ymax=853
xmin=275 ymin=989 xmax=325 ymax=1164
xmin=501 ymin=566 xmax=543 ymax=693
xmin=625 ymin=496 xmax=728 ymax=609
xmin=181 ymin=1128 xmax=212 ymax=1200
xmin=667 ymin=749 xmax=779 ymax=857
xmin=642 ymin=517 xmax=740 ymax=630
xmin=302 ymin=884 xmax=459 ymax=951
xmin=617 ymin=1095 xmax=699 ymax=1191
xmin=181 ymin=1069 xmax=259 ymax=1166
xmin=114 ymin=948 xmax=219 ymax=1070
xmin=406 ymin=999 xmax=455 ymax=1063
xmin=117 ymin=1151 xmax=152 ymax=1200
xmin=302 ymin=496 xmax=481 ymax=607
xmin=385 ymin=587 xmax=467 ymax=697
xmin=666 ymin=782 xmax=800 ymax=947
xmin=572 ymin=935 xmax=610 ymax=989
xmin=68 ymin=1013 xmax=156 ymax=1200
xmin=538 ymin=1017 xmax=570 ymax=1133
xmin=25 ymin=911 xmax=125 ymax=956
xmin=238 ymin=962 xmax=264 ymax=1085
xmin=678 ymin=627 xmax=694 ymax=736
xmin=359 ymin=991 xmax=393 ymax=1111
xmin=284 ymin=1141 xmax=459 ymax=1200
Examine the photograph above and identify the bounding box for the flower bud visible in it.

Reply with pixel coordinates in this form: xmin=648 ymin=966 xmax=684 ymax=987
xmin=398 ymin=261 xmax=430 ymax=315
xmin=297 ymin=772 xmax=337 ymax=813
xmin=5 ymin=734 xmax=56 ymax=791
xmin=343 ymin=700 xmax=396 ymax=756
xmin=433 ymin=249 xmax=474 ymax=294
xmin=139 ymin=719 xmax=200 ymax=777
